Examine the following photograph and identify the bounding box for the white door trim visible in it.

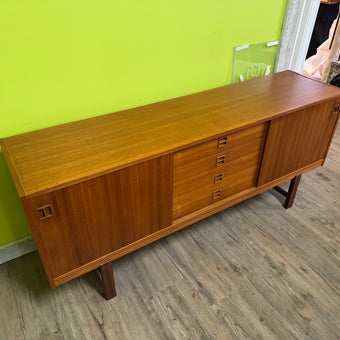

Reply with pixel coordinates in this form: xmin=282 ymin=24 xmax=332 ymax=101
xmin=276 ymin=0 xmax=320 ymax=73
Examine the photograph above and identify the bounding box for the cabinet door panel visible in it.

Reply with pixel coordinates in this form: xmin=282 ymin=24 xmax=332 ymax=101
xmin=24 ymin=155 xmax=172 ymax=279
xmin=257 ymin=100 xmax=339 ymax=186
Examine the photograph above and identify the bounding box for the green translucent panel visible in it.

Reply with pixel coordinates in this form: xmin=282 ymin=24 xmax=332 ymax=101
xmin=232 ymin=42 xmax=278 ymax=84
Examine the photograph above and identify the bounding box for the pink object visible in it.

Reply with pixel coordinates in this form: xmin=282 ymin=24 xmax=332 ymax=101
xmin=302 ymin=19 xmax=338 ymax=80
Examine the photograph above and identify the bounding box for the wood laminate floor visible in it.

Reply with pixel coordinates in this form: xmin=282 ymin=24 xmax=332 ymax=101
xmin=1 ymin=126 xmax=340 ymax=340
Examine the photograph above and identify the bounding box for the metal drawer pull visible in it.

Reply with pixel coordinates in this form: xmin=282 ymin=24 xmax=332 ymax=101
xmin=214 ymin=173 xmax=224 ymax=183
xmin=218 ymin=136 xmax=228 ymax=148
xmin=216 ymin=155 xmax=226 ymax=166
xmin=212 ymin=190 xmax=222 ymax=200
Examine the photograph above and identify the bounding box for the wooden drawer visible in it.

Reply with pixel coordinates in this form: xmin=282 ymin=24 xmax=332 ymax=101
xmin=174 ymin=139 xmax=265 ymax=188
xmin=173 ymin=123 xmax=268 ymax=219
xmin=173 ymin=163 xmax=261 ymax=219
xmin=174 ymin=123 xmax=268 ymax=169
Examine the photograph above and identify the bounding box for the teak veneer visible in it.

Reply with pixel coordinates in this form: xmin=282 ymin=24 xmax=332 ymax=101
xmin=1 ymin=71 xmax=340 ymax=299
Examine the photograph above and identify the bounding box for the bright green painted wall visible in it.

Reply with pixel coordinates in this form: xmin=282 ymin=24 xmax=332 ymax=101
xmin=0 ymin=0 xmax=286 ymax=246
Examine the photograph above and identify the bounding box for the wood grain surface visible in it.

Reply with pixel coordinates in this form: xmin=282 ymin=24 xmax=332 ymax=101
xmin=22 ymin=156 xmax=172 ymax=281
xmin=47 ymin=159 xmax=322 ymax=288
xmin=1 ymin=124 xmax=339 ymax=340
xmin=173 ymin=123 xmax=267 ymax=218
xmin=257 ymin=99 xmax=340 ymax=185
xmin=173 ymin=123 xmax=268 ymax=171
xmin=2 ymin=71 xmax=340 ymax=197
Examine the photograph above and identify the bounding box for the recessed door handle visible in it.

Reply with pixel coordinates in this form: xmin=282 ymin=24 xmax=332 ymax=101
xmin=37 ymin=205 xmax=53 ymax=220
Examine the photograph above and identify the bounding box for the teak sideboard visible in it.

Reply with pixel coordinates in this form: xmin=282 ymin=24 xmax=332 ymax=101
xmin=1 ymin=71 xmax=340 ymax=299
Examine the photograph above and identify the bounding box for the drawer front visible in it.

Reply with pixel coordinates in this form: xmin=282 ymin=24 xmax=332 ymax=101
xmin=173 ymin=123 xmax=268 ymax=219
xmin=174 ymin=137 xmax=266 ymax=185
xmin=174 ymin=123 xmax=267 ymax=169
xmin=173 ymin=164 xmax=261 ymax=219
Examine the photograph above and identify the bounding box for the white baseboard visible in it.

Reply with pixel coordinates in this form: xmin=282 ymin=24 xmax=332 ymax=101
xmin=0 ymin=236 xmax=37 ymax=264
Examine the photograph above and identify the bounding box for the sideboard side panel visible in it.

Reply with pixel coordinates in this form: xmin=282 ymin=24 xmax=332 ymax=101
xmin=257 ymin=100 xmax=340 ymax=186
xmin=25 ymin=155 xmax=173 ymax=280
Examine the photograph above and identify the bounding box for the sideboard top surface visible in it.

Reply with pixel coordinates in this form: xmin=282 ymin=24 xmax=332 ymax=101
xmin=2 ymin=71 xmax=340 ymax=197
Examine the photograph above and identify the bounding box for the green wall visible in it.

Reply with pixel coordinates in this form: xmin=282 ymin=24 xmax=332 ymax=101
xmin=0 ymin=0 xmax=286 ymax=246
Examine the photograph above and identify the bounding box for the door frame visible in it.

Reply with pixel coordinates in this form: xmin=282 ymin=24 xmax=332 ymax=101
xmin=276 ymin=0 xmax=320 ymax=73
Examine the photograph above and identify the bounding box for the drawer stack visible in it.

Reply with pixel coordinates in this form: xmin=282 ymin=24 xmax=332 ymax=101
xmin=173 ymin=123 xmax=268 ymax=219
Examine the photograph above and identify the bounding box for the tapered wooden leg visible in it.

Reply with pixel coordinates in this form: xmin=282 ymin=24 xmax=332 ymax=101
xmin=284 ymin=174 xmax=302 ymax=209
xmin=273 ymin=174 xmax=302 ymax=209
xmin=100 ymin=261 xmax=117 ymax=300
